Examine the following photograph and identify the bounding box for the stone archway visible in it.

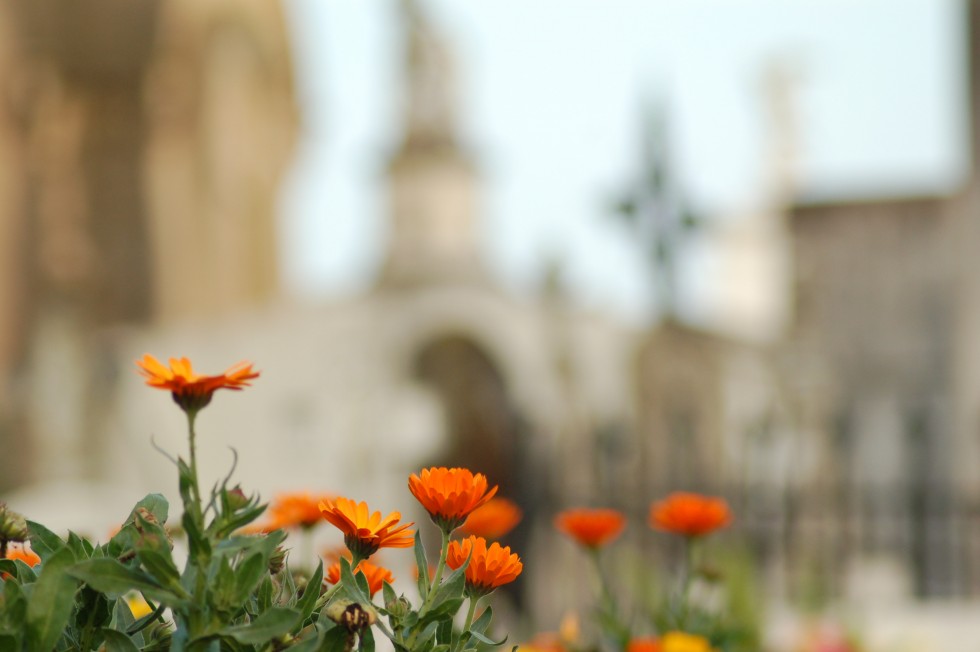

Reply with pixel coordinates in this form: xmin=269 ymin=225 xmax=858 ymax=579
xmin=412 ymin=333 xmax=539 ymax=610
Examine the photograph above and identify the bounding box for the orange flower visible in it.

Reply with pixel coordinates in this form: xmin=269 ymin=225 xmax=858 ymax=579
xmin=649 ymin=493 xmax=731 ymax=538
xmin=325 ymin=559 xmax=394 ymax=597
xmin=446 ymin=535 xmax=522 ymax=596
xmin=268 ymin=492 xmax=334 ymax=530
xmin=319 ymin=497 xmax=414 ymax=560
xmin=627 ymin=637 xmax=662 ymax=652
xmin=518 ymin=634 xmax=566 ymax=652
xmin=136 ymin=354 xmax=259 ymax=413
xmin=554 ymin=508 xmax=626 ymax=548
xmin=409 ymin=467 xmax=498 ymax=532
xmin=4 ymin=544 xmax=40 ymax=573
xmin=459 ymin=497 xmax=523 ymax=540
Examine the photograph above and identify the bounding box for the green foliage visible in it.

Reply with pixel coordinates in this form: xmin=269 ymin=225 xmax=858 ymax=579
xmin=0 ymin=417 xmax=511 ymax=652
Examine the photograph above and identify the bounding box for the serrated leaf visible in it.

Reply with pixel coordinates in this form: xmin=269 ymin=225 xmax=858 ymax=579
xmin=68 ymin=557 xmax=187 ymax=606
xmin=223 ymin=607 xmax=301 ymax=644
xmin=101 ymin=628 xmax=141 ymax=652
xmin=26 ymin=547 xmax=79 ymax=652
xmin=26 ymin=521 xmax=66 ymax=562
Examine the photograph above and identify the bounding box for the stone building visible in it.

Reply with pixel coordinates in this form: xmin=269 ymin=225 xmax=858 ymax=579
xmin=0 ymin=0 xmax=297 ymax=491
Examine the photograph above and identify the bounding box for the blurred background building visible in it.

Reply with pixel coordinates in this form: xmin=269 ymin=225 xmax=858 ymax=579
xmin=2 ymin=0 xmax=980 ymax=645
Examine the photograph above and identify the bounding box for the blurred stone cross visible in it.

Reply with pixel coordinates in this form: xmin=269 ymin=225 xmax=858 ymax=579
xmin=613 ymin=102 xmax=700 ymax=320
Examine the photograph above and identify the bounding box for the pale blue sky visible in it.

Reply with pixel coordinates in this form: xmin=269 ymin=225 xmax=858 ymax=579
xmin=278 ymin=0 xmax=966 ymax=323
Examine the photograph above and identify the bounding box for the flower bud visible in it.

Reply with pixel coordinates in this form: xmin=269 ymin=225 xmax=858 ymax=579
xmin=269 ymin=546 xmax=287 ymax=575
xmin=226 ymin=486 xmax=250 ymax=512
xmin=384 ymin=595 xmax=411 ymax=620
xmin=326 ymin=599 xmax=377 ymax=632
xmin=0 ymin=503 xmax=28 ymax=543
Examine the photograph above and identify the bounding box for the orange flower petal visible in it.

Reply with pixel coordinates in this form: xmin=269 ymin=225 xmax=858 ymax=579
xmin=554 ymin=508 xmax=626 ymax=548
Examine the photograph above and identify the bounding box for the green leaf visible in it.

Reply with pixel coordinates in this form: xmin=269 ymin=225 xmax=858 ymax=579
xmin=129 ymin=494 xmax=170 ymax=524
xmin=0 ymin=633 xmax=18 ymax=652
xmin=420 ymin=559 xmax=467 ymax=621
xmin=137 ymin=548 xmax=182 ymax=592
xmin=255 ymin=574 xmax=275 ymax=613
xmin=359 ymin=624 xmax=375 ymax=652
xmin=321 ymin=626 xmax=353 ymax=652
xmin=231 ymin=551 xmax=270 ymax=606
xmin=26 ymin=547 xmax=79 ymax=652
xmin=339 ymin=558 xmax=371 ymax=606
xmin=68 ymin=558 xmax=187 ymax=606
xmin=66 ymin=531 xmax=94 ymax=560
xmin=101 ymin=628 xmax=141 ymax=652
xmin=223 ymin=607 xmax=301 ymax=644
xmin=26 ymin=520 xmax=66 ymax=562
xmin=470 ymin=604 xmax=492 ymax=635
xmin=0 ymin=579 xmax=27 ymax=628
xmin=467 ymin=629 xmax=506 ymax=647
xmin=296 ymin=561 xmax=324 ymax=622
xmin=412 ymin=532 xmax=428 ymax=601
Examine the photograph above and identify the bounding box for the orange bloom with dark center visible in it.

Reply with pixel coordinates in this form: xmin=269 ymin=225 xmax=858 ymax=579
xmin=446 ymin=535 xmax=522 ymax=596
xmin=409 ymin=467 xmax=498 ymax=532
xmin=459 ymin=497 xmax=523 ymax=540
xmin=325 ymin=559 xmax=394 ymax=597
xmin=268 ymin=492 xmax=334 ymax=530
xmin=650 ymin=492 xmax=731 ymax=538
xmin=136 ymin=354 xmax=259 ymax=413
xmin=319 ymin=497 xmax=414 ymax=560
xmin=626 ymin=637 xmax=662 ymax=652
xmin=554 ymin=508 xmax=626 ymax=548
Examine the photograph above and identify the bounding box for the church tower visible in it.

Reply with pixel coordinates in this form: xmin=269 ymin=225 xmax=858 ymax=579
xmin=378 ymin=0 xmax=486 ymax=288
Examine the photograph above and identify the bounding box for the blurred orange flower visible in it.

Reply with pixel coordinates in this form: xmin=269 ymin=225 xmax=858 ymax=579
xmin=319 ymin=497 xmax=414 ymax=560
xmin=409 ymin=467 xmax=498 ymax=532
xmin=3 ymin=544 xmax=40 ymax=575
xmin=325 ymin=559 xmax=394 ymax=597
xmin=554 ymin=508 xmax=626 ymax=548
xmin=517 ymin=633 xmax=566 ymax=652
xmin=447 ymin=535 xmax=522 ymax=596
xmin=627 ymin=637 xmax=662 ymax=652
xmin=459 ymin=497 xmax=522 ymax=540
xmin=649 ymin=493 xmax=731 ymax=538
xmin=136 ymin=354 xmax=259 ymax=413
xmin=268 ymin=492 xmax=334 ymax=530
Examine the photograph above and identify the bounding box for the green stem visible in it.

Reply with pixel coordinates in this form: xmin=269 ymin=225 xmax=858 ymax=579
xmin=455 ymin=597 xmax=479 ymax=652
xmin=186 ymin=410 xmax=204 ymax=526
xmin=420 ymin=529 xmax=451 ymax=615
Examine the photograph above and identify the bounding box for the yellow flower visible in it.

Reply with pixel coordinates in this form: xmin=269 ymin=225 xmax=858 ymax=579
xmin=127 ymin=594 xmax=153 ymax=619
xmin=661 ymin=631 xmax=716 ymax=652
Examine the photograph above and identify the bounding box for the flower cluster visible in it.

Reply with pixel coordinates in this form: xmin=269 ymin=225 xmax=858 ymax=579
xmin=541 ymin=493 xmax=740 ymax=652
